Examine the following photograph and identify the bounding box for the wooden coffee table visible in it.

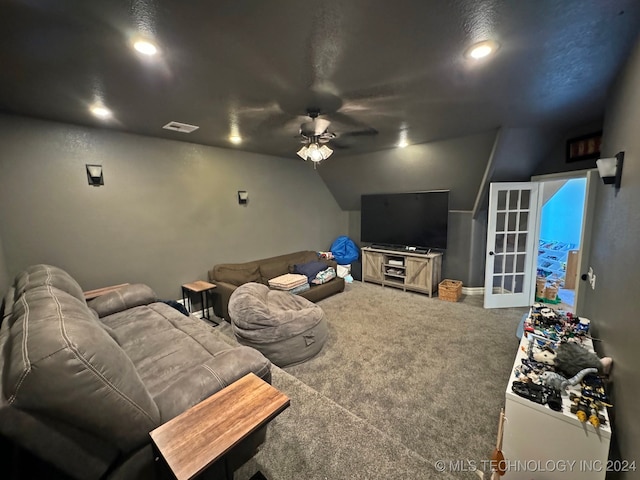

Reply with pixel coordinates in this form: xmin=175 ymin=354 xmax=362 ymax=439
xmin=150 ymin=373 xmax=290 ymax=480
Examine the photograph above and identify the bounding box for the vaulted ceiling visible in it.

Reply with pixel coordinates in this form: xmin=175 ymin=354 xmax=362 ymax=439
xmin=1 ymin=0 xmax=639 ymax=160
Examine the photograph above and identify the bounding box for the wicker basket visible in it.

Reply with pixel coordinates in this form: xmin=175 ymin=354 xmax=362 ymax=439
xmin=438 ymin=279 xmax=463 ymax=302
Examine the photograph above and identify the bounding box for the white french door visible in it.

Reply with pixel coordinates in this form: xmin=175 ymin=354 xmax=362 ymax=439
xmin=484 ymin=182 xmax=541 ymax=308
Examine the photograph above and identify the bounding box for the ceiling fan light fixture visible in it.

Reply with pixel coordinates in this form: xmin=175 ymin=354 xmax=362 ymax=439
xmin=307 ymin=143 xmax=323 ymax=162
xmin=296 ymin=141 xmax=333 ymax=165
xmin=297 ymin=146 xmax=309 ymax=160
xmin=319 ymin=144 xmax=333 ymax=159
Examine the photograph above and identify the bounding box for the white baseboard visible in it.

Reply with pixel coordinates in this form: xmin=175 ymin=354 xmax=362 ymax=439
xmin=462 ymin=286 xmax=484 ymax=296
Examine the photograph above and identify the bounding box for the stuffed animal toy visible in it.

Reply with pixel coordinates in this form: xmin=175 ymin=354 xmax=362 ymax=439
xmin=540 ymin=368 xmax=598 ymax=391
xmin=533 ymin=342 xmax=612 ymax=378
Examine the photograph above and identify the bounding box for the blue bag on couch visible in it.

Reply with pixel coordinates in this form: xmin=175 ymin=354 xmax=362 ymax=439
xmin=330 ymin=236 xmax=360 ymax=264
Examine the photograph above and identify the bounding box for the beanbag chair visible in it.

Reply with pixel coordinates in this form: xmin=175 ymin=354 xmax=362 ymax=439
xmin=228 ymin=283 xmax=328 ymax=367
xmin=330 ymin=236 xmax=359 ymax=264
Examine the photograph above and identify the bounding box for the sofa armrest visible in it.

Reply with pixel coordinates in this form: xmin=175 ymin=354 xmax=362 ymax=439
xmin=87 ymin=284 xmax=158 ymax=318
xmin=211 ymin=281 xmax=237 ymax=321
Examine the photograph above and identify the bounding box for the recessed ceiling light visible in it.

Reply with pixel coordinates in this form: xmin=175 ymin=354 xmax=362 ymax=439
xmin=465 ymin=40 xmax=500 ymax=60
xmin=133 ymin=40 xmax=158 ymax=56
xmin=90 ymin=105 xmax=112 ymax=119
xmin=229 ymin=135 xmax=242 ymax=144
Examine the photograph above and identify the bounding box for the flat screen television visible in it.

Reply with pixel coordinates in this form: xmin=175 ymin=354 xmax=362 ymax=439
xmin=360 ymin=190 xmax=449 ymax=250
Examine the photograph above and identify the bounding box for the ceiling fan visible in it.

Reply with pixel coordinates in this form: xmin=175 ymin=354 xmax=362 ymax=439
xmin=295 ymin=108 xmax=379 ymax=166
xmin=296 ymin=110 xmax=337 ymax=166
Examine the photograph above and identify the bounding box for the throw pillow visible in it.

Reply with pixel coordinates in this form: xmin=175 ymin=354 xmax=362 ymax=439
xmin=293 ymin=261 xmax=329 ymax=283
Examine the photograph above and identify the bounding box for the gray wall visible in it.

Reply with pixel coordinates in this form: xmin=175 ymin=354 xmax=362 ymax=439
xmin=584 ymin=37 xmax=640 ymax=473
xmin=0 ymin=115 xmax=347 ymax=299
xmin=533 ymin=121 xmax=604 ymax=177
xmin=528 ymin=36 xmax=640 ymax=473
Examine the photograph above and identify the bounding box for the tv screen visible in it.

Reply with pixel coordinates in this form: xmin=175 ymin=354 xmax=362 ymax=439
xmin=360 ymin=191 xmax=449 ymax=250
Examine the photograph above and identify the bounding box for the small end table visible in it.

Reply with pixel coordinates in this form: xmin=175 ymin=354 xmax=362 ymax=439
xmin=150 ymin=373 xmax=290 ymax=480
xmin=181 ymin=281 xmax=217 ymax=324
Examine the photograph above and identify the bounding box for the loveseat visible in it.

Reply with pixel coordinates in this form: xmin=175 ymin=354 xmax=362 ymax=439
xmin=208 ymin=250 xmax=345 ymax=322
xmin=0 ymin=264 xmax=272 ymax=480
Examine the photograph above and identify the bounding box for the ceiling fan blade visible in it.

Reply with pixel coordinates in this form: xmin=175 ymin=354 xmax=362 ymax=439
xmin=338 ymin=127 xmax=379 ymax=137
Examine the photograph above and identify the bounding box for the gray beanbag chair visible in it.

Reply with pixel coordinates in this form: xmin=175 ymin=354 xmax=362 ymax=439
xmin=228 ymin=282 xmax=328 ymax=367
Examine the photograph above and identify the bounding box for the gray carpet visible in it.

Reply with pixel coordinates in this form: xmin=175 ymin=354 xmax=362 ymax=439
xmin=216 ymin=281 xmax=528 ymax=480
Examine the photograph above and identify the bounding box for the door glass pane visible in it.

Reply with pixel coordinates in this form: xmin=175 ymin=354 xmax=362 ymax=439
xmin=518 ymin=212 xmax=529 ymax=231
xmin=493 ymin=275 xmax=503 ymax=290
xmin=516 ymin=254 xmax=526 ymax=273
xmin=508 ymin=212 xmax=517 ymax=231
xmin=498 ymin=191 xmax=507 ymax=210
xmin=507 ymin=234 xmax=516 ymax=252
xmin=496 ymin=213 xmax=505 ymax=232
xmin=495 ymin=234 xmax=505 ymax=253
xmin=505 ymin=254 xmax=515 ymax=273
xmin=504 ymin=274 xmax=514 ymax=293
xmin=514 ymin=275 xmax=524 ymax=293
xmin=520 ymin=190 xmax=530 ymax=209
xmin=517 ymin=233 xmax=527 ymax=252
xmin=494 ymin=255 xmax=504 ymax=273
xmin=509 ymin=190 xmax=519 ymax=210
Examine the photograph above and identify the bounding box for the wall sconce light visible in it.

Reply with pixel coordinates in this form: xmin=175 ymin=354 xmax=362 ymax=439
xmin=596 ymin=151 xmax=624 ymax=192
xmin=86 ymin=164 xmax=104 ymax=186
xmin=238 ymin=190 xmax=248 ymax=205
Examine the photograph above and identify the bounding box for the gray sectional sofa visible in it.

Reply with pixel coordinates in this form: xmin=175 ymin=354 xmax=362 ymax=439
xmin=0 ymin=264 xmax=272 ymax=479
xmin=208 ymin=250 xmax=345 ymax=321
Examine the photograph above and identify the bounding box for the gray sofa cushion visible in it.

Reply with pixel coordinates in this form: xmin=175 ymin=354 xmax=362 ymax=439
xmin=211 ymin=262 xmax=261 ymax=286
xmin=4 ymin=285 xmax=160 ymax=452
xmin=13 ymin=264 xmax=85 ymax=302
xmin=100 ymin=302 xmax=272 ymax=421
xmin=88 ymin=283 xmax=157 ymax=318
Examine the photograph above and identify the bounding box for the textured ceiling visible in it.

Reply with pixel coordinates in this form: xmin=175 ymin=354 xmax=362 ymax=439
xmin=1 ymin=0 xmax=639 ymax=159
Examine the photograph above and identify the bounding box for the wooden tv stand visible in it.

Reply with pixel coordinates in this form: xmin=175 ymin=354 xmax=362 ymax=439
xmin=361 ymin=246 xmax=443 ymax=297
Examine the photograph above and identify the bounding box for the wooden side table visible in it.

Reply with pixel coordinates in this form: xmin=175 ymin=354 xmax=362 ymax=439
xmin=150 ymin=373 xmax=290 ymax=480
xmin=181 ymin=281 xmax=217 ymax=324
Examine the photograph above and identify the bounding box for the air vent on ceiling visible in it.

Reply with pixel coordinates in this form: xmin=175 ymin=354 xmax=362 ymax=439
xmin=162 ymin=121 xmax=199 ymax=133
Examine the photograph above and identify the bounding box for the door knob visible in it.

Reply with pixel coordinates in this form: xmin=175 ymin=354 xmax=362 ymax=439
xmin=581 ymin=273 xmax=588 ymax=281
xmin=489 ymin=251 xmax=495 ymax=256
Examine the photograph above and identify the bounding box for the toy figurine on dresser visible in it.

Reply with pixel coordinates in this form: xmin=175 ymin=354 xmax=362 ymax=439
xmin=512 ymin=303 xmax=613 ymax=425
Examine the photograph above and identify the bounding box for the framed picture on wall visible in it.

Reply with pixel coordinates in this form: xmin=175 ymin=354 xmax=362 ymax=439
xmin=566 ymin=131 xmax=602 ymax=162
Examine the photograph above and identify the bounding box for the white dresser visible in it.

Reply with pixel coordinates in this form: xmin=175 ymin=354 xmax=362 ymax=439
xmin=502 ymin=318 xmax=611 ymax=480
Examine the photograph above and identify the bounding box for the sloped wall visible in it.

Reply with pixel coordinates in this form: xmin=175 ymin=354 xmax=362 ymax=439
xmin=0 ymin=115 xmax=347 ymax=299
xmin=317 ymin=131 xmax=497 ymax=211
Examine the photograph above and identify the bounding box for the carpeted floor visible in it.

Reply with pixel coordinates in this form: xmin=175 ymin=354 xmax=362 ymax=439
xmin=217 ymin=281 xmax=528 ymax=480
